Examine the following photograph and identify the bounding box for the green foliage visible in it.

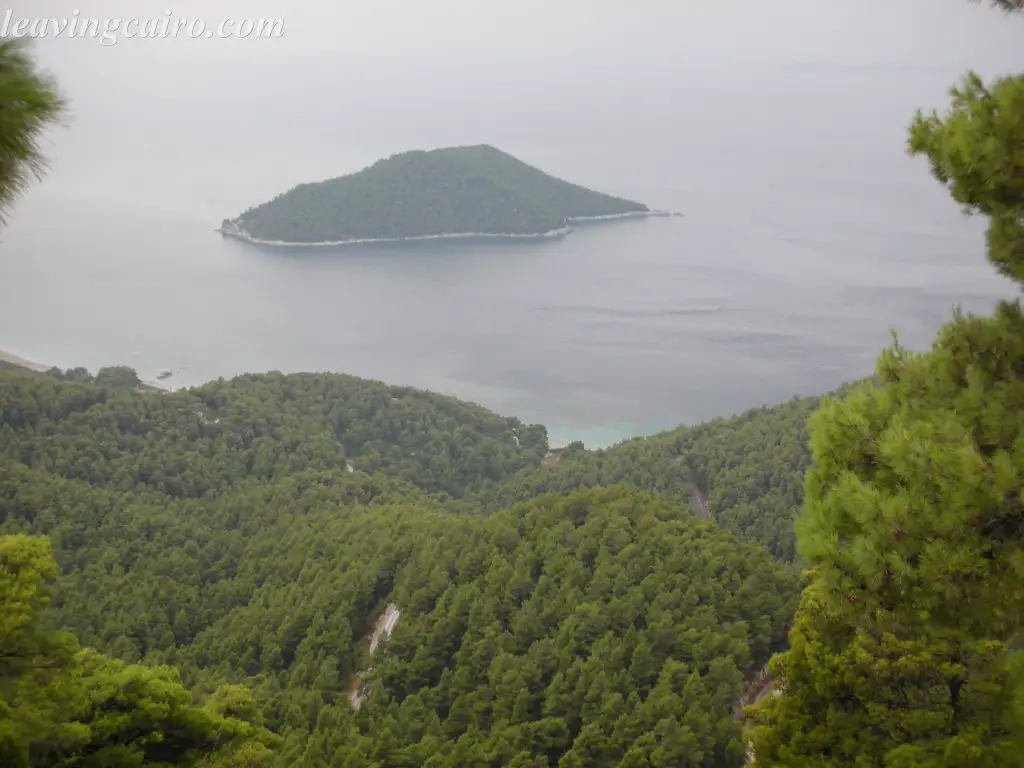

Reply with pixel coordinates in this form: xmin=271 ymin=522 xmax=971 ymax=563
xmin=270 ymin=486 xmax=799 ymax=766
xmin=977 ymin=0 xmax=1024 ymax=11
xmin=0 ymin=38 xmax=66 ymax=222
xmin=93 ymin=366 xmax=141 ymax=390
xmin=756 ymin=6 xmax=1024 ymax=760
xmin=797 ymin=302 xmax=1024 ymax=641
xmin=0 ymin=460 xmax=435 ymax=664
xmin=228 ymin=145 xmax=648 ymax=242
xmin=0 ymin=366 xmax=810 ymax=766
xmin=0 ymin=535 xmax=75 ymax=682
xmin=0 ymin=368 xmax=546 ymax=500
xmin=750 ymin=591 xmax=1018 ymax=767
xmin=476 ymin=394 xmax=823 ymax=561
xmin=0 ymin=535 xmax=277 ymax=768
xmin=44 ymin=367 xmax=94 ymax=383
xmin=1 ymin=364 xmax=820 ymax=559
xmin=0 ymin=460 xmax=800 ymax=765
xmin=759 ymin=303 xmax=1024 ymax=763
xmin=908 ymin=72 xmax=1024 ymax=284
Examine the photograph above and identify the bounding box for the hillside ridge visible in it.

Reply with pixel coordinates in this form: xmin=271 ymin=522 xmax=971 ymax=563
xmin=0 ymin=364 xmax=812 ymax=766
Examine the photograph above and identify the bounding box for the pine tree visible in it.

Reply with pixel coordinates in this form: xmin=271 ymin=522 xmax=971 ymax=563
xmin=752 ymin=2 xmax=1024 ymax=763
xmin=0 ymin=39 xmax=65 ymax=222
xmin=796 ymin=300 xmax=1024 ymax=640
xmin=0 ymin=535 xmax=277 ymax=767
xmin=751 ymin=589 xmax=1017 ymax=767
xmin=908 ymin=71 xmax=1024 ymax=284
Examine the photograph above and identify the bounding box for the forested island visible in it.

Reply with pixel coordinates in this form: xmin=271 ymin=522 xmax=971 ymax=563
xmin=219 ymin=145 xmax=665 ymax=246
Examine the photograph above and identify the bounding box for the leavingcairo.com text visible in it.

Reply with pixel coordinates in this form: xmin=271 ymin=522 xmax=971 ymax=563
xmin=1 ymin=9 xmax=284 ymax=46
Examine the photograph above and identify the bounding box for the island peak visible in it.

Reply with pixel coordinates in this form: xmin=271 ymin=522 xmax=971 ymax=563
xmin=219 ymin=145 xmax=670 ymax=247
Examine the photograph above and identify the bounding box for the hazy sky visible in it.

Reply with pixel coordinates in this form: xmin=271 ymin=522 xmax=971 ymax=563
xmin=18 ymin=1 xmax=1022 ymax=200
xmin=0 ymin=1 xmax=1014 ymax=214
xmin=22 ymin=2 xmax=1023 ymax=130
xmin=23 ymin=0 xmax=1024 ymax=65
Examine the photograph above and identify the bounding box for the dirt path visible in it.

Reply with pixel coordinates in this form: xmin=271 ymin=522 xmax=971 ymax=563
xmin=692 ymin=488 xmax=712 ymax=521
xmin=369 ymin=604 xmax=401 ymax=656
xmin=735 ymin=664 xmax=780 ymax=766
xmin=348 ymin=603 xmax=401 ymax=709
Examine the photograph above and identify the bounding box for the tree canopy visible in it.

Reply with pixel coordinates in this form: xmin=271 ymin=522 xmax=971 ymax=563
xmin=0 ymin=365 xmax=812 ymax=767
xmin=981 ymin=0 xmax=1024 ymax=11
xmin=752 ymin=3 xmax=1024 ymax=764
xmin=0 ymin=534 xmax=277 ymax=768
xmin=0 ymin=38 xmax=65 ymax=222
xmin=796 ymin=303 xmax=1024 ymax=641
xmin=909 ymin=72 xmax=1024 ymax=284
xmin=750 ymin=589 xmax=1018 ymax=768
xmin=0 ymin=367 xmax=549 ymax=500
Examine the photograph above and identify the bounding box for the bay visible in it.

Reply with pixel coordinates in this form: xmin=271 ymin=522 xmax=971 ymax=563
xmin=0 ymin=1 xmax=1019 ymax=446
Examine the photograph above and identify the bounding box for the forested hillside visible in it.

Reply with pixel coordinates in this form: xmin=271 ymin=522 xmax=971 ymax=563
xmin=223 ymin=144 xmax=649 ymax=243
xmin=0 ymin=366 xmax=809 ymax=766
xmin=471 ymin=394 xmax=824 ymax=562
xmin=273 ymin=487 xmax=798 ymax=766
xmin=0 ymin=532 xmax=279 ymax=766
xmin=0 ymin=367 xmax=548 ymax=499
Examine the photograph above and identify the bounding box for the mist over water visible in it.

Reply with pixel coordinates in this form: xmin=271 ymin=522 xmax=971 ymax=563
xmin=1 ymin=0 xmax=1020 ymax=445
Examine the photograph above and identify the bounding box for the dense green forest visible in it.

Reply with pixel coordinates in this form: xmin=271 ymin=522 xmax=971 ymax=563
xmin=0 ymin=365 xmax=809 ymax=766
xmin=3 ymin=348 xmax=1020 ymax=766
xmin=0 ymin=367 xmax=549 ymax=500
xmin=221 ymin=145 xmax=649 ymax=243
xmin=468 ymin=394 xmax=824 ymax=563
xmin=0 ymin=532 xmax=278 ymax=766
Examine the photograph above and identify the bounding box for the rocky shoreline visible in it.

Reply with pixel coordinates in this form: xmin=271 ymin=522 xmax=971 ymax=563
xmin=217 ymin=209 xmax=681 ymax=249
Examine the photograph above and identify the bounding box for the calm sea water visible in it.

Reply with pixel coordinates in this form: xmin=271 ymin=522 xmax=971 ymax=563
xmin=0 ymin=4 xmax=1020 ymax=446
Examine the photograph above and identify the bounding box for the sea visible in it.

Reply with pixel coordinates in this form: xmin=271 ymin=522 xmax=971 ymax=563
xmin=0 ymin=1 xmax=1020 ymax=447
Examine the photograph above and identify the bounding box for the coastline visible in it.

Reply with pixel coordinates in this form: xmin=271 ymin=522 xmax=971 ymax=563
xmin=0 ymin=347 xmax=176 ymax=392
xmin=567 ymin=209 xmax=678 ymax=223
xmin=0 ymin=347 xmax=51 ymax=373
xmin=1 ymin=345 xmax=638 ymax=451
xmin=217 ymin=209 xmax=681 ymax=249
xmin=218 ymin=224 xmax=573 ymax=249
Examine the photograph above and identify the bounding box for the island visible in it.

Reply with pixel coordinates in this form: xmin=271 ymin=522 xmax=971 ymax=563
xmin=218 ymin=144 xmax=677 ymax=247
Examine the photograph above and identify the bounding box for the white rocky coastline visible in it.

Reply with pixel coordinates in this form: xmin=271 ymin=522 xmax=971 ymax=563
xmin=567 ymin=209 xmax=679 ymax=223
xmin=217 ymin=209 xmax=680 ymax=249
